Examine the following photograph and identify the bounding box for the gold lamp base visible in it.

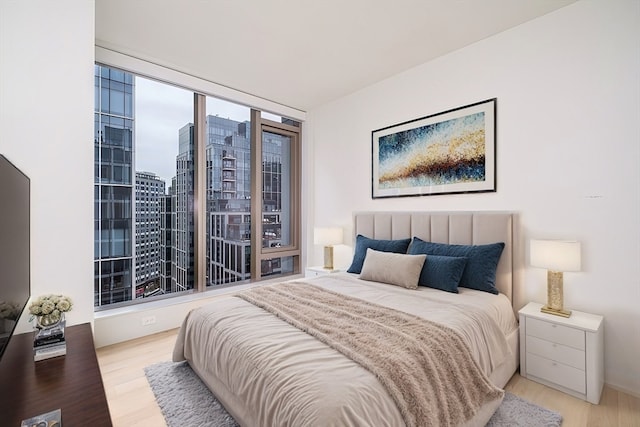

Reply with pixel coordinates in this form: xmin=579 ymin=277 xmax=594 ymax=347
xmin=323 ymin=245 xmax=334 ymax=270
xmin=541 ymin=270 xmax=572 ymax=318
xmin=541 ymin=305 xmax=571 ymax=318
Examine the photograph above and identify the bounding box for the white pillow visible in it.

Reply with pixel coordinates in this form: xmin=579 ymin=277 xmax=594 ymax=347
xmin=359 ymin=248 xmax=426 ymax=290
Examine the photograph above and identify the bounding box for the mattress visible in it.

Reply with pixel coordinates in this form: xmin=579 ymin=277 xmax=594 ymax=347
xmin=173 ymin=272 xmax=519 ymax=426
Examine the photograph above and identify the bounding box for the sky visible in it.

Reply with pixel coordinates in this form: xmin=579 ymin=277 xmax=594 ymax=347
xmin=134 ymin=76 xmax=252 ymax=185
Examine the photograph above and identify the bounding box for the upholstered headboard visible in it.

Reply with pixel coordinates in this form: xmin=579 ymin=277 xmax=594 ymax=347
xmin=353 ymin=211 xmax=522 ymax=311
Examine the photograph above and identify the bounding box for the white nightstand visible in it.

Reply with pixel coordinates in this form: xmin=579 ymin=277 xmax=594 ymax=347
xmin=519 ymin=302 xmax=604 ymax=404
xmin=305 ymin=266 xmax=341 ymax=278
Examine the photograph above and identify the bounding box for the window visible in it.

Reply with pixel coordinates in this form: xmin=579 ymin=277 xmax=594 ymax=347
xmin=254 ymin=119 xmax=301 ymax=278
xmin=94 ymin=64 xmax=301 ymax=308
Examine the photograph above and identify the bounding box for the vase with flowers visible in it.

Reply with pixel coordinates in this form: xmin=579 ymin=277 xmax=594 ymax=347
xmin=28 ymin=294 xmax=73 ymax=329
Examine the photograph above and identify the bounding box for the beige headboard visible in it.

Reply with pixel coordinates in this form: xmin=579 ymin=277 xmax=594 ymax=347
xmin=353 ymin=211 xmax=522 ymax=311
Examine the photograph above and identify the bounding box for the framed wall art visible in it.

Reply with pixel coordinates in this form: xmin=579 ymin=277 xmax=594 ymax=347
xmin=372 ymin=98 xmax=496 ymax=198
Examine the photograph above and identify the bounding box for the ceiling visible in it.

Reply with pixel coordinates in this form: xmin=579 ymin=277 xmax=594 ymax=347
xmin=95 ymin=0 xmax=576 ymax=113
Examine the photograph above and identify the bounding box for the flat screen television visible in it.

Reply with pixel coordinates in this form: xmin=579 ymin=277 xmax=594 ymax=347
xmin=0 ymin=154 xmax=31 ymax=361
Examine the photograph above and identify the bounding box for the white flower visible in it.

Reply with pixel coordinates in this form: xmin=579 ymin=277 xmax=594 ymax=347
xmin=57 ymin=299 xmax=71 ymax=312
xmin=29 ymin=302 xmax=42 ymax=315
xmin=28 ymin=294 xmax=73 ymax=321
xmin=41 ymin=300 xmax=55 ymax=314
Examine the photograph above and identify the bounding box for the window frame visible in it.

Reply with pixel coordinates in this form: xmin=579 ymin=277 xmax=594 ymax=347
xmin=250 ymin=111 xmax=302 ymax=281
xmin=94 ymin=58 xmax=304 ymax=310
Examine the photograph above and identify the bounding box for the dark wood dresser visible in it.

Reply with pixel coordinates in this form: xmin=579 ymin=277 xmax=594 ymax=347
xmin=0 ymin=322 xmax=112 ymax=426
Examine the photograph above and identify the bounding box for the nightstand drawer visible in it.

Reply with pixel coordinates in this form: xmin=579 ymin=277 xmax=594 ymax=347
xmin=526 ymin=335 xmax=585 ymax=370
xmin=526 ymin=317 xmax=585 ymax=350
xmin=527 ymin=352 xmax=586 ymax=394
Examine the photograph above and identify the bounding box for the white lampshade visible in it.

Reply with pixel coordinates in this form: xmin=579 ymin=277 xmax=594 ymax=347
xmin=530 ymin=240 xmax=581 ymax=272
xmin=313 ymin=227 xmax=343 ymax=246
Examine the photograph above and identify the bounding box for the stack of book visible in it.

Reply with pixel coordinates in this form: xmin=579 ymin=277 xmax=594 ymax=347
xmin=33 ymin=320 xmax=66 ymax=362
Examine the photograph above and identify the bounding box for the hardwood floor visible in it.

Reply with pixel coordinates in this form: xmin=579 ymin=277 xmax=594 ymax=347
xmin=97 ymin=329 xmax=176 ymax=426
xmin=505 ymin=373 xmax=640 ymax=427
xmin=97 ymin=328 xmax=640 ymax=427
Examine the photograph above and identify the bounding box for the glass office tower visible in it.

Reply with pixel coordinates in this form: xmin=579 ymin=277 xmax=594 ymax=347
xmin=205 ymin=116 xmax=252 ymax=285
xmin=94 ymin=65 xmax=294 ymax=307
xmin=94 ymin=65 xmax=134 ymax=306
xmin=173 ymin=123 xmax=195 ymax=292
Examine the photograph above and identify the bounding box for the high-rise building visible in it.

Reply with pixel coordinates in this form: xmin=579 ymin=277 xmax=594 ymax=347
xmin=160 ymin=181 xmax=175 ymax=294
xmin=134 ymin=171 xmax=165 ymax=298
xmin=204 ymin=116 xmax=291 ymax=284
xmin=205 ymin=116 xmax=252 ymax=286
xmin=94 ymin=65 xmax=135 ymax=306
xmin=94 ymin=66 xmax=292 ymax=306
xmin=174 ymin=123 xmax=195 ymax=292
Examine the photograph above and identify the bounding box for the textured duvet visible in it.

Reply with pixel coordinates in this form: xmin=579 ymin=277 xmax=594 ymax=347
xmin=173 ymin=273 xmax=518 ymax=426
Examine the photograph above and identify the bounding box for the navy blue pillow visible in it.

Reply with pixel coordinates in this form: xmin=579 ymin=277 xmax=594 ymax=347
xmin=409 ymin=237 xmax=505 ymax=294
xmin=347 ymin=235 xmax=411 ymax=274
xmin=407 ymin=253 xmax=467 ymax=293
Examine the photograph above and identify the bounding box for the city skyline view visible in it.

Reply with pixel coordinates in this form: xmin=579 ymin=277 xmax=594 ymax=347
xmin=94 ymin=64 xmax=299 ymax=308
xmin=134 ymin=76 xmax=280 ymax=187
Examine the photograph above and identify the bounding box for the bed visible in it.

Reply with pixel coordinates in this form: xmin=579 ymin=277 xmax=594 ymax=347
xmin=173 ymin=211 xmax=521 ymax=426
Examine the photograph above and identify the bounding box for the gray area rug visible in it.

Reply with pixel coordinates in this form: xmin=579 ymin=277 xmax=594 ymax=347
xmin=145 ymin=361 xmax=562 ymax=427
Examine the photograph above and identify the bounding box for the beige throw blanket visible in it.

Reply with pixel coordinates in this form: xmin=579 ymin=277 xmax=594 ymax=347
xmin=236 ymin=282 xmax=504 ymax=427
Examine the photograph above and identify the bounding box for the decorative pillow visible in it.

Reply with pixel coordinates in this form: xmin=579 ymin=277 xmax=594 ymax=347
xmin=359 ymin=248 xmax=426 ymax=290
xmin=409 ymin=237 xmax=505 ymax=294
xmin=412 ymin=254 xmax=468 ymax=293
xmin=346 ymin=235 xmax=412 ymax=274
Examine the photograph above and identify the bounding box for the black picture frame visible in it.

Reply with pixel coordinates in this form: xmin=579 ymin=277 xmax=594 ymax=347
xmin=372 ymin=98 xmax=496 ymax=198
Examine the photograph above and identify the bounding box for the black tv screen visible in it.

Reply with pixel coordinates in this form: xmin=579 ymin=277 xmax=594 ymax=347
xmin=0 ymin=154 xmax=30 ymax=361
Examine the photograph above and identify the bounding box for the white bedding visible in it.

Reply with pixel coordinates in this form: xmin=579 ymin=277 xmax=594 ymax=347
xmin=316 ymin=273 xmax=518 ymax=374
xmin=173 ymin=273 xmax=519 ymax=426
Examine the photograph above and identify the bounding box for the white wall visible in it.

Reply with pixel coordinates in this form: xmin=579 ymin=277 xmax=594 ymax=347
xmin=306 ymin=0 xmax=640 ymax=395
xmin=0 ymin=0 xmax=95 ymax=332
xmin=1 ymin=0 xmax=637 ymax=397
xmin=1 ymin=0 xmax=308 ymax=348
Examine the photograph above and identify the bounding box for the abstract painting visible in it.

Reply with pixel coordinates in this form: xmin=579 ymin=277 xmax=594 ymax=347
xmin=372 ymin=98 xmax=496 ymax=198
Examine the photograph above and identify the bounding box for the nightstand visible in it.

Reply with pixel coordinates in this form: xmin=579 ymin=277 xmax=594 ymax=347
xmin=305 ymin=266 xmax=341 ymax=278
xmin=519 ymin=302 xmax=604 ymax=404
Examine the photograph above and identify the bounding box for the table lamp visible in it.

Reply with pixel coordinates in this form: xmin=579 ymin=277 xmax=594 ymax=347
xmin=530 ymin=239 xmax=581 ymax=317
xmin=314 ymin=227 xmax=343 ymax=270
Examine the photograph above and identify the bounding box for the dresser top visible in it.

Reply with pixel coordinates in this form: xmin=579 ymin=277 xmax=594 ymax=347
xmin=519 ymin=301 xmax=604 ymax=332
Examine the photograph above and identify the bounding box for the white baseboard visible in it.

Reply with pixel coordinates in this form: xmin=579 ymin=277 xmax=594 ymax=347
xmin=605 ymin=382 xmax=640 ymax=400
xmin=93 ymin=275 xmax=298 ymax=348
xmin=94 ymin=292 xmax=228 ymax=348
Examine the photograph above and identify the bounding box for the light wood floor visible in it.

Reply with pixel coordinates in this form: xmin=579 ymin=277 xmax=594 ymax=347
xmin=96 ymin=328 xmax=640 ymax=427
